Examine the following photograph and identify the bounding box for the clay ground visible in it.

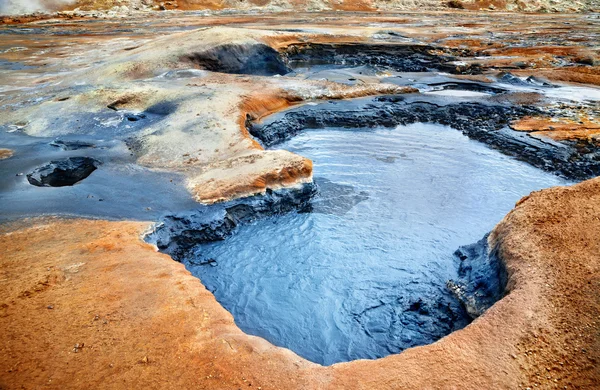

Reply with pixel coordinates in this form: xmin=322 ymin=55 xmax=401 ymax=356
xmin=1 ymin=10 xmax=600 ymax=390
xmin=1 ymin=177 xmax=599 ymax=389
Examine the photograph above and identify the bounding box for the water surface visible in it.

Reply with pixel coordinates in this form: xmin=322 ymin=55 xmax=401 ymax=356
xmin=184 ymin=123 xmax=570 ymax=365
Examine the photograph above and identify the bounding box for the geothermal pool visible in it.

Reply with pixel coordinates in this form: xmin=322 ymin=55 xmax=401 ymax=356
xmin=181 ymin=123 xmax=570 ymax=365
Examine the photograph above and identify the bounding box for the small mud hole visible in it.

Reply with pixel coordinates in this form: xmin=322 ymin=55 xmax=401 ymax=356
xmin=27 ymin=157 xmax=100 ymax=187
xmin=150 ymin=123 xmax=569 ymax=365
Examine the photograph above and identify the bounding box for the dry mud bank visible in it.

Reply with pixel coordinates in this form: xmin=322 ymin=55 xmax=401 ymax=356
xmin=0 ymin=177 xmax=599 ymax=389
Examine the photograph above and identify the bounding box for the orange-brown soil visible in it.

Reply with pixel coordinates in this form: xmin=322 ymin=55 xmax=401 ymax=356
xmin=166 ymin=0 xmax=226 ymax=10
xmin=460 ymin=0 xmax=508 ymax=11
xmin=329 ymin=0 xmax=375 ymax=12
xmin=0 ymin=149 xmax=13 ymax=160
xmin=2 ymin=176 xmax=599 ymax=389
xmin=512 ymin=117 xmax=600 ymax=141
xmin=0 ymin=14 xmax=77 ymax=24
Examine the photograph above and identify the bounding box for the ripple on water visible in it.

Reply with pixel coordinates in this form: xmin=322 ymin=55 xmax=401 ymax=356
xmin=184 ymin=123 xmax=571 ymax=365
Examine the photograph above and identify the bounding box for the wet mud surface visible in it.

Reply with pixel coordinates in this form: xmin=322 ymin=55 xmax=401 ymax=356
xmin=284 ymin=42 xmax=480 ymax=74
xmin=0 ymin=131 xmax=198 ymax=220
xmin=0 ymin=10 xmax=599 ymax=388
xmin=185 ymin=42 xmax=290 ymax=75
xmin=251 ymin=94 xmax=600 ymax=180
xmin=150 ymin=123 xmax=569 ymax=364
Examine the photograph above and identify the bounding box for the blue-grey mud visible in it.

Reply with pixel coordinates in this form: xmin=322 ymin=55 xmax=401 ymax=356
xmin=2 ymin=10 xmax=600 ymax=390
xmin=0 ymin=130 xmax=199 ymax=221
xmin=171 ymin=123 xmax=570 ymax=365
xmin=2 ymin=17 xmax=594 ymax=364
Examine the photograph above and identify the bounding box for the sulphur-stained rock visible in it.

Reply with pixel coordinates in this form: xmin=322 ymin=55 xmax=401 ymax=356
xmin=0 ymin=149 xmax=13 ymax=160
xmin=511 ymin=117 xmax=600 ymax=133
xmin=187 ymin=150 xmax=313 ymax=204
xmin=511 ymin=116 xmax=600 ymax=142
xmin=27 ymin=157 xmax=101 ymax=187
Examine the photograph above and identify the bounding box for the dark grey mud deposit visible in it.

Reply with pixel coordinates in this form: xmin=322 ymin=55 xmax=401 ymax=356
xmin=425 ymin=81 xmax=507 ymax=95
xmin=49 ymin=140 xmax=96 ymax=151
xmin=249 ymin=95 xmax=600 ymax=180
xmin=448 ymin=234 xmax=507 ymax=319
xmin=148 ymin=123 xmax=570 ymax=365
xmin=0 ymin=131 xmax=198 ymax=221
xmin=27 ymin=156 xmax=100 ymax=187
xmin=148 ymin=184 xmax=316 ymax=259
xmin=184 ymin=43 xmax=290 ymax=76
xmin=283 ymin=43 xmax=480 ymax=74
xmin=185 ymin=42 xmax=481 ymax=77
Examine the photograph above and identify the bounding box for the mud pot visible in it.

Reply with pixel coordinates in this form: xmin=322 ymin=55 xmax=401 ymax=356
xmin=1 ymin=10 xmax=599 ymax=390
xmin=150 ymin=123 xmax=570 ymax=365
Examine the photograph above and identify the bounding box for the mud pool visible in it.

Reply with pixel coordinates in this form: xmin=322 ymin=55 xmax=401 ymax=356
xmin=0 ymin=131 xmax=198 ymax=221
xmin=181 ymin=123 xmax=570 ymax=365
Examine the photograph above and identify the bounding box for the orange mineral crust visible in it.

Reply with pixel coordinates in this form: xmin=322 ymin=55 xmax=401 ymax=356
xmin=511 ymin=117 xmax=600 ymax=141
xmin=0 ymin=149 xmax=13 ymax=160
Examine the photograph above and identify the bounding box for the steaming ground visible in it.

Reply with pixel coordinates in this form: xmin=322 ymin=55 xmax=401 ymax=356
xmin=0 ymin=0 xmax=597 ymax=14
xmin=0 ymin=0 xmax=75 ymax=14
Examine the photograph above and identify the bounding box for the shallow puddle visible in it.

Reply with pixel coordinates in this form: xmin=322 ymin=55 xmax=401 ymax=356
xmin=182 ymin=123 xmax=570 ymax=365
